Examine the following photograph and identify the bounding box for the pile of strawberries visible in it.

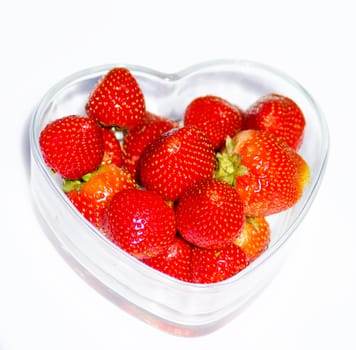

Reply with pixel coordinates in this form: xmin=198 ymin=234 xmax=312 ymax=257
xmin=39 ymin=67 xmax=310 ymax=284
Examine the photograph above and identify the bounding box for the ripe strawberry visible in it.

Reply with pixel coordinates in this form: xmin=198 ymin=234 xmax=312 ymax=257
xmin=102 ymin=188 xmax=176 ymax=259
xmin=122 ymin=111 xmax=178 ymax=181
xmin=142 ymin=235 xmax=192 ymax=282
xmin=100 ymin=127 xmax=123 ymax=167
xmin=65 ymin=164 xmax=136 ymax=228
xmin=244 ymin=93 xmax=306 ymax=150
xmin=139 ymin=126 xmax=216 ymax=201
xmin=234 ymin=217 xmax=270 ymax=263
xmin=184 ymin=95 xmax=244 ymax=149
xmin=86 ymin=67 xmax=145 ymax=129
xmin=39 ymin=115 xmax=104 ymax=180
xmin=191 ymin=244 xmax=247 ymax=283
xmin=176 ymin=179 xmax=245 ymax=249
xmin=216 ymin=130 xmax=310 ymax=217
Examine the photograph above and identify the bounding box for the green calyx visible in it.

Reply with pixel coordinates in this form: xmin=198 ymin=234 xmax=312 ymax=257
xmin=62 ymin=172 xmax=94 ymax=193
xmin=215 ymin=136 xmax=248 ymax=186
xmin=62 ymin=179 xmax=82 ymax=193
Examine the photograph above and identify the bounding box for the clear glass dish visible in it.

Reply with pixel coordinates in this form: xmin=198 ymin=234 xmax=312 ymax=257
xmin=29 ymin=59 xmax=329 ymax=336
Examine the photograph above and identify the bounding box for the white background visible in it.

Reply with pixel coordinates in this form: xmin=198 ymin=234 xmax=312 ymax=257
xmin=1 ymin=0 xmax=354 ymax=349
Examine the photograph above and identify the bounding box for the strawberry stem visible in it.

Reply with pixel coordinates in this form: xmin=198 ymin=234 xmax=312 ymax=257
xmin=215 ymin=136 xmax=248 ymax=186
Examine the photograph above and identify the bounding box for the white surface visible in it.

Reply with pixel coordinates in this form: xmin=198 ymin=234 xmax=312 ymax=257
xmin=0 ymin=0 xmax=354 ymax=349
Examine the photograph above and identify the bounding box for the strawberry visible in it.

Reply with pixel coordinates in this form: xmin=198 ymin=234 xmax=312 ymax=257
xmin=142 ymin=235 xmax=192 ymax=282
xmin=122 ymin=111 xmax=178 ymax=181
xmin=216 ymin=130 xmax=310 ymax=217
xmin=184 ymin=95 xmax=244 ymax=149
xmin=65 ymin=164 xmax=136 ymax=228
xmin=86 ymin=67 xmax=145 ymax=129
xmin=191 ymin=244 xmax=247 ymax=283
xmin=39 ymin=115 xmax=104 ymax=180
xmin=244 ymin=93 xmax=306 ymax=150
xmin=100 ymin=127 xmax=123 ymax=167
xmin=139 ymin=126 xmax=216 ymax=201
xmin=234 ymin=217 xmax=270 ymax=263
xmin=176 ymin=179 xmax=245 ymax=249
xmin=102 ymin=188 xmax=176 ymax=259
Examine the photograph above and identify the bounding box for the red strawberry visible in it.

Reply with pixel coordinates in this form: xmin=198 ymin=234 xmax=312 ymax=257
xmin=122 ymin=111 xmax=178 ymax=181
xmin=234 ymin=217 xmax=270 ymax=263
xmin=176 ymin=179 xmax=245 ymax=249
xmin=139 ymin=126 xmax=216 ymax=201
xmin=86 ymin=67 xmax=145 ymax=129
xmin=216 ymin=130 xmax=310 ymax=217
xmin=142 ymin=235 xmax=192 ymax=282
xmin=244 ymin=93 xmax=306 ymax=150
xmin=100 ymin=128 xmax=123 ymax=167
xmin=65 ymin=164 xmax=136 ymax=228
xmin=102 ymin=188 xmax=176 ymax=259
xmin=184 ymin=95 xmax=244 ymax=149
xmin=191 ymin=244 xmax=247 ymax=283
xmin=39 ymin=115 xmax=104 ymax=180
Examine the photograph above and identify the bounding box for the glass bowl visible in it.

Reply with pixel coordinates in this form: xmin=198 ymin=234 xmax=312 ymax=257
xmin=29 ymin=59 xmax=329 ymax=336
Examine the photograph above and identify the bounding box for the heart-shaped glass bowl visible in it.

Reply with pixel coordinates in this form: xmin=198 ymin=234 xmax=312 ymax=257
xmin=29 ymin=59 xmax=329 ymax=336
